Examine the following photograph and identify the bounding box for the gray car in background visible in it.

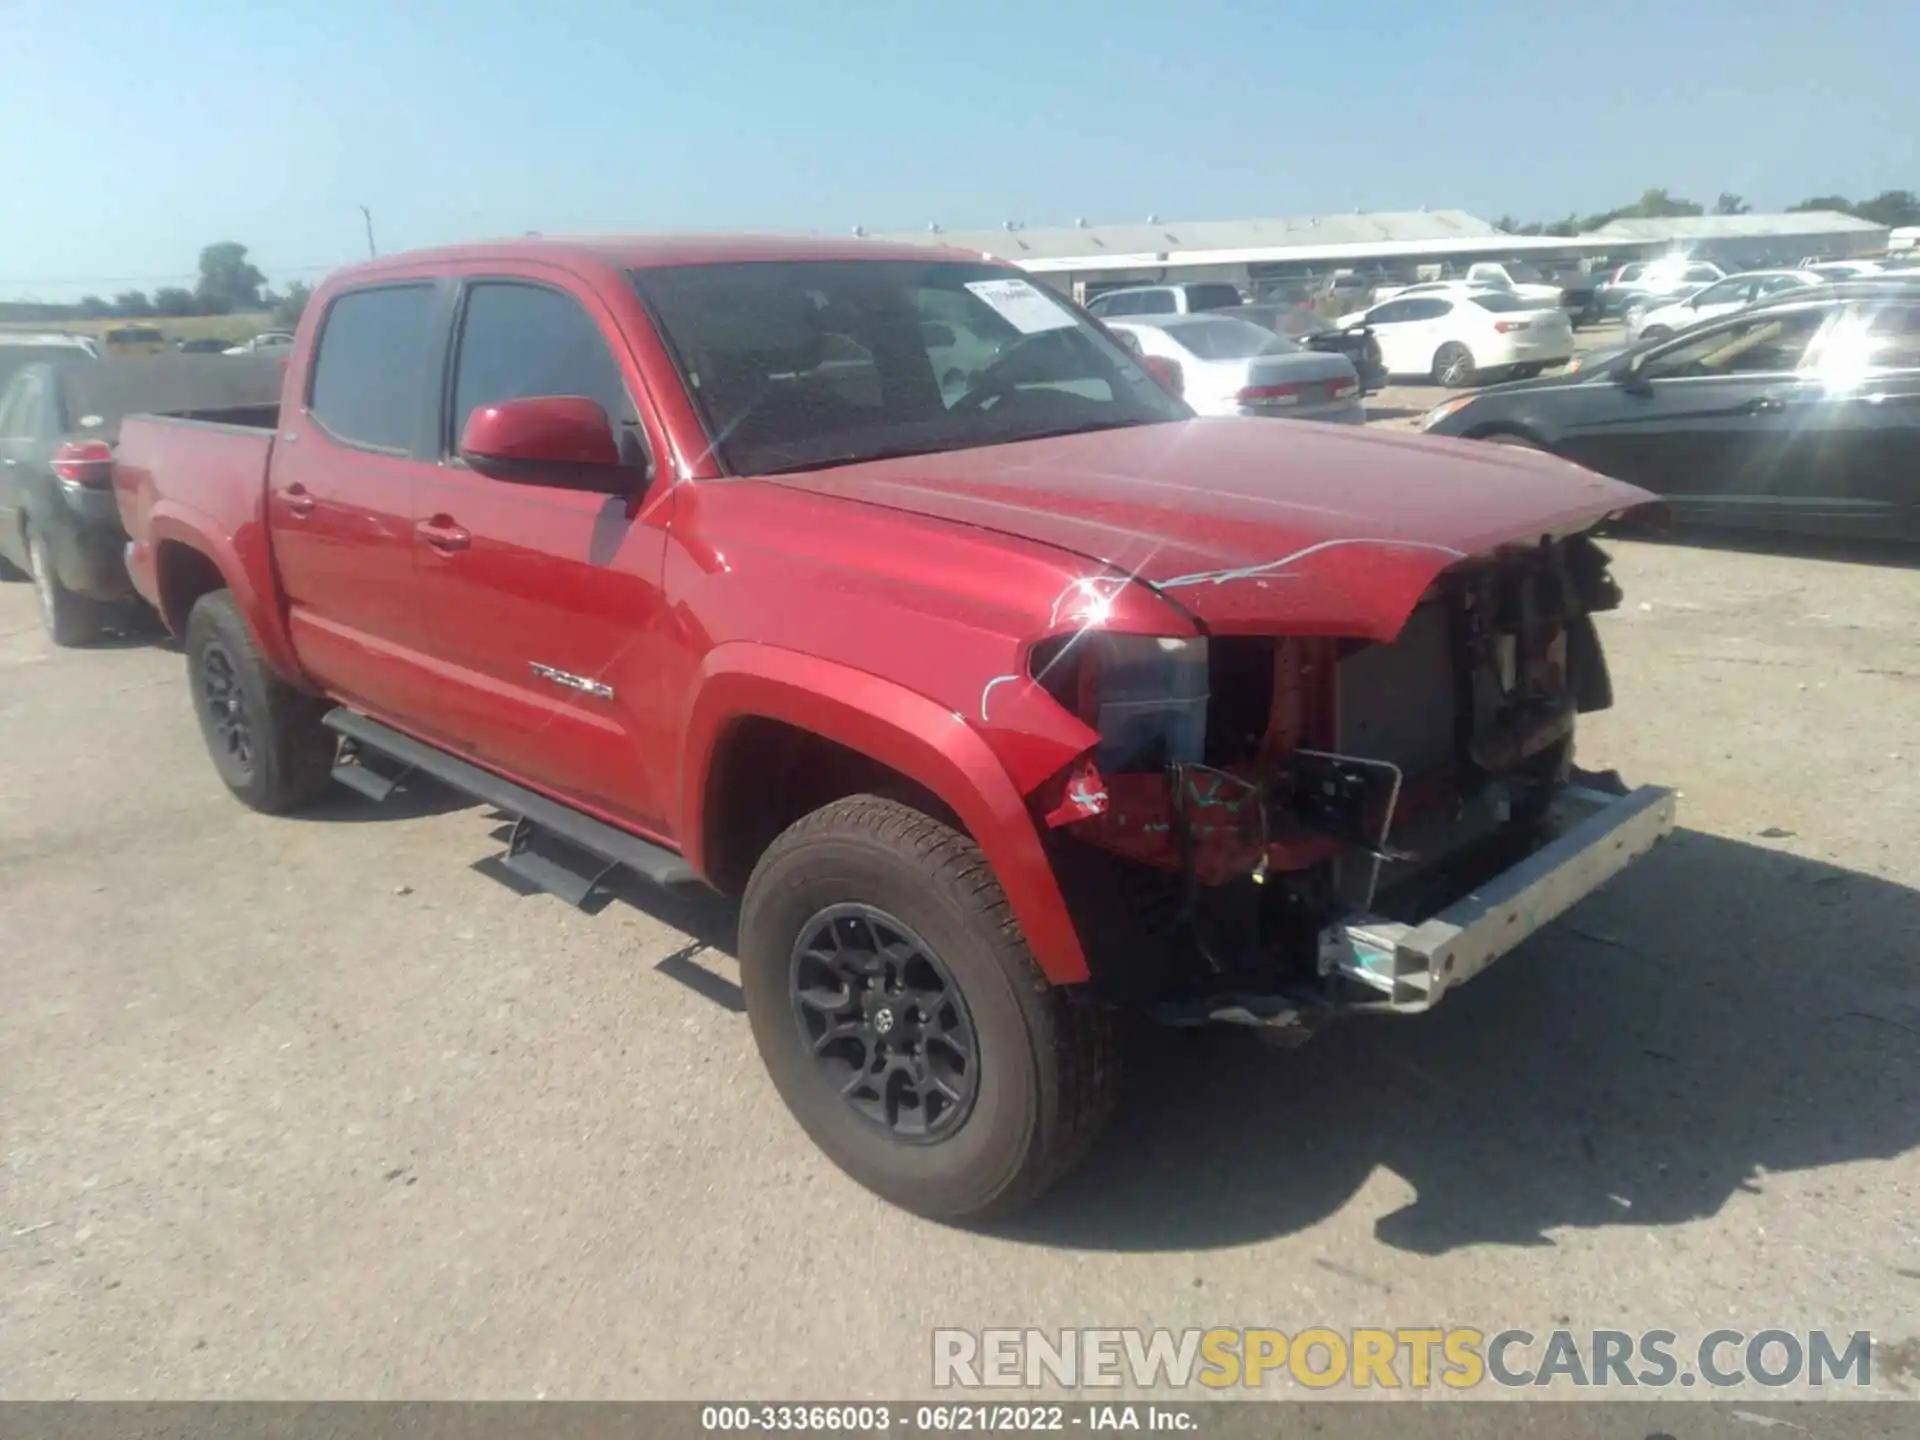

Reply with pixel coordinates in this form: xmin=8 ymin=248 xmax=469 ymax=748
xmin=1104 ymin=313 xmax=1364 ymax=423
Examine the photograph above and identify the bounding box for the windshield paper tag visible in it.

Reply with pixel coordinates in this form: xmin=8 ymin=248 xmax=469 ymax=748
xmin=964 ymin=278 xmax=1076 ymax=334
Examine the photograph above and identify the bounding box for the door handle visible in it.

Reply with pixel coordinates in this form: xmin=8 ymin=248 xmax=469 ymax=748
xmin=1741 ymin=394 xmax=1786 ymax=414
xmin=415 ymin=517 xmax=471 ymax=552
xmin=282 ymin=482 xmax=315 ymax=517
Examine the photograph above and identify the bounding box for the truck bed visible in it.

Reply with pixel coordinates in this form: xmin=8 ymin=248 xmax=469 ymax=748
xmin=113 ymin=411 xmax=280 ymax=622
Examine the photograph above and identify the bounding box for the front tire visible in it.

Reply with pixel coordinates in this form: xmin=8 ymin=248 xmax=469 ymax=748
xmin=1432 ymin=342 xmax=1477 ymax=388
xmin=27 ymin=526 xmax=106 ymax=647
xmin=184 ymin=590 xmax=336 ymax=813
xmin=739 ymin=795 xmax=1120 ymax=1222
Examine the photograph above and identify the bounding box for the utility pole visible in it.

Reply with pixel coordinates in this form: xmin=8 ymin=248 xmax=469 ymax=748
xmin=359 ymin=206 xmax=377 ymax=259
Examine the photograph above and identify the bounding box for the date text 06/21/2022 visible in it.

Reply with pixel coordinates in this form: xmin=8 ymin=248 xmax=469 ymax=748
xmin=700 ymin=1404 xmax=1197 ymax=1431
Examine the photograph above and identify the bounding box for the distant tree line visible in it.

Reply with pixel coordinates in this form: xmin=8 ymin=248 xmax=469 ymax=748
xmin=1493 ymin=188 xmax=1920 ymax=238
xmin=54 ymin=243 xmax=313 ymax=328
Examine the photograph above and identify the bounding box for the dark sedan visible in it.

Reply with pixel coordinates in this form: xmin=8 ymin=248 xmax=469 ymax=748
xmin=0 ymin=354 xmax=283 ymax=643
xmin=1419 ymin=282 xmax=1920 ymax=539
xmin=1236 ymin=302 xmax=1388 ymax=392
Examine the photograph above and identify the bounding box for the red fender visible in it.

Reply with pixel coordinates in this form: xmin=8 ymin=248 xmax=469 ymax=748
xmin=141 ymin=506 xmax=307 ymax=686
xmin=681 ymin=643 xmax=1091 ymax=985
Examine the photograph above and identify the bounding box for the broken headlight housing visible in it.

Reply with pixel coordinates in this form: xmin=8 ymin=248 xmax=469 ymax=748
xmin=1031 ymin=632 xmax=1210 ymax=773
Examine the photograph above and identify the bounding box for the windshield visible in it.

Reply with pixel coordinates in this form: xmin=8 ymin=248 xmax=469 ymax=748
xmin=632 ymin=260 xmax=1188 ymax=475
xmin=1157 ymin=316 xmax=1304 ymax=360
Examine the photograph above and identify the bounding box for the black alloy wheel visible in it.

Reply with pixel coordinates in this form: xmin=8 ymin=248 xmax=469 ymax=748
xmin=789 ymin=903 xmax=980 ymax=1142
xmin=198 ymin=639 xmax=256 ymax=778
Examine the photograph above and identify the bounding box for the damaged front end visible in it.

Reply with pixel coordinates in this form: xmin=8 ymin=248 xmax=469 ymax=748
xmin=1031 ymin=532 xmax=1676 ymax=1039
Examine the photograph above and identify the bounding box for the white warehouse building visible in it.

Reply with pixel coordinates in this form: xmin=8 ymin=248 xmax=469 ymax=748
xmin=870 ymin=210 xmax=1608 ymax=302
xmin=867 ymin=208 xmax=1892 ymax=301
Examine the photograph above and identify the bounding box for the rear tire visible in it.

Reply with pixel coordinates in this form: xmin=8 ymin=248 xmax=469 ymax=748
xmin=739 ymin=795 xmax=1121 ymax=1222
xmin=1432 ymin=343 xmax=1477 ymax=388
xmin=27 ymin=526 xmax=106 ymax=647
xmin=184 ymin=590 xmax=336 ymax=814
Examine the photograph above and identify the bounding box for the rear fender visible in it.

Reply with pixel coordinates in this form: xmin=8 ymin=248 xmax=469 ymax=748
xmin=144 ymin=506 xmax=306 ymax=685
xmin=682 ymin=644 xmax=1092 ymax=985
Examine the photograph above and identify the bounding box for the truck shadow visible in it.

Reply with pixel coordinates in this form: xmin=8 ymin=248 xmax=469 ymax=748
xmin=1001 ymin=828 xmax=1920 ymax=1253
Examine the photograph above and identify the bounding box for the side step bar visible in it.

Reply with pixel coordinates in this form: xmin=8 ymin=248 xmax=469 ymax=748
xmin=323 ymin=708 xmax=697 ymax=904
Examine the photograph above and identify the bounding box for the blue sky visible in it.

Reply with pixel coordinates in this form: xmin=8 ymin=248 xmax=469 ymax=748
xmin=1 ymin=0 xmax=1912 ymax=300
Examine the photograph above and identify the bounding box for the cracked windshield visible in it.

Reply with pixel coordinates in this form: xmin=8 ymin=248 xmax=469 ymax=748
xmin=2 ymin=0 xmax=1915 ymax=1430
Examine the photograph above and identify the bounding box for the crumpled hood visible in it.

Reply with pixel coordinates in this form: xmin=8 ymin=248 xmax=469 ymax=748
xmin=765 ymin=418 xmax=1654 ymax=640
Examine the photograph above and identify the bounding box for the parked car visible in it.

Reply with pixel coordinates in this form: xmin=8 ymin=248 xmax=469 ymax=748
xmin=1235 ymin=301 xmax=1387 ymax=391
xmin=0 ymin=331 xmax=96 ymax=390
xmin=1614 ymin=260 xmax=1729 ymax=319
xmin=1340 ymin=289 xmax=1575 ymax=387
xmin=0 ymin=354 xmax=283 ymax=643
xmin=1103 ymin=314 xmax=1364 ymax=423
xmin=1562 ymin=267 xmax=1625 ymax=328
xmin=99 ymin=323 xmax=169 ymax=358
xmin=177 ymin=336 xmax=234 ymax=354
xmin=223 ymin=330 xmax=296 ymax=356
xmin=1376 ymin=262 xmax=1562 ymax=309
xmin=1084 ymin=282 xmax=1245 ymax=318
xmin=1418 ymin=281 xmax=1920 ymax=538
xmin=1802 ymin=260 xmax=1882 ymax=281
xmin=112 ymin=234 xmax=1673 ymax=1221
xmin=1626 ymin=269 xmax=1824 ymax=345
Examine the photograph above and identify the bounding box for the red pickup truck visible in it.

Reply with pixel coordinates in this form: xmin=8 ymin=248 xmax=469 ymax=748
xmin=113 ymin=235 xmax=1676 ymax=1221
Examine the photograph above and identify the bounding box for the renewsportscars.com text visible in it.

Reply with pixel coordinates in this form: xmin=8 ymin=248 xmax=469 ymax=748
xmin=932 ymin=1327 xmax=1875 ymax=1391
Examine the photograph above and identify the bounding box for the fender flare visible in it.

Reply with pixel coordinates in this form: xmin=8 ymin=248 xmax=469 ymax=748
xmin=143 ymin=506 xmax=307 ymax=685
xmin=681 ymin=643 xmax=1092 ymax=985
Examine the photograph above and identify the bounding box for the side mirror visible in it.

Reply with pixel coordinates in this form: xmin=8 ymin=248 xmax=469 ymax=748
xmin=458 ymin=395 xmax=632 ymax=489
xmin=1141 ymin=354 xmax=1184 ymax=397
xmin=1615 ymin=353 xmax=1654 ymax=392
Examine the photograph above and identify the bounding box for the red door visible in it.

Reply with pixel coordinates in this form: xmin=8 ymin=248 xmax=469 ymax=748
xmin=271 ymin=280 xmax=449 ymax=732
xmin=409 ymin=274 xmax=680 ymax=836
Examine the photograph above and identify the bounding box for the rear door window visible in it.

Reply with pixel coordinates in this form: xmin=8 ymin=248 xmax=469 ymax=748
xmin=308 ymin=284 xmax=438 ymax=453
xmin=1641 ymin=307 xmax=1831 ymax=380
xmin=1136 ymin=290 xmax=1178 ymax=315
xmin=1182 ymin=283 xmax=1244 ymax=312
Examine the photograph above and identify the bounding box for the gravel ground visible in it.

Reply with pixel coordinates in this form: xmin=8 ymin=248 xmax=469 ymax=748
xmin=3 ymin=489 xmax=1917 ymax=1401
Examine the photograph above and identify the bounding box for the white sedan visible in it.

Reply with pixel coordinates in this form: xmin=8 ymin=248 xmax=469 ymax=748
xmin=1339 ymin=290 xmax=1573 ymax=387
xmin=1104 ymin=315 xmax=1365 ymax=423
xmin=1626 ymin=270 xmax=1824 ymax=344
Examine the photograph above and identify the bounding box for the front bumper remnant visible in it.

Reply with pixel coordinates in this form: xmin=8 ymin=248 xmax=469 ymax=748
xmin=1319 ymin=784 xmax=1677 ymax=1012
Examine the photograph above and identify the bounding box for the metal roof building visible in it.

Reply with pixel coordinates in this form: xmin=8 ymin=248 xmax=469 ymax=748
xmin=1588 ymin=210 xmax=1888 ymax=266
xmin=868 ymin=210 xmax=1612 ymax=300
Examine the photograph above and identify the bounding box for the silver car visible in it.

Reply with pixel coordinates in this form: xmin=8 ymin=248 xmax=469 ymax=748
xmin=1105 ymin=314 xmax=1364 ymax=424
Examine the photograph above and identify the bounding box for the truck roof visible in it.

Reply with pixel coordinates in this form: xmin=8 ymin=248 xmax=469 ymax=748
xmin=332 ymin=233 xmax=989 ymax=284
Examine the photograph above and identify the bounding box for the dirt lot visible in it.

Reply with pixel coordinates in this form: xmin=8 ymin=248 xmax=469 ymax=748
xmin=3 ymin=515 xmax=1918 ymax=1399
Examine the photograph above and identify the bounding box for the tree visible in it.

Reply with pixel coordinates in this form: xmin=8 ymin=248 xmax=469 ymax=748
xmin=1789 ymin=195 xmax=1853 ymax=213
xmin=273 ymin=280 xmax=313 ymax=329
xmin=193 ymin=241 xmax=267 ymax=315
xmin=1631 ymin=188 xmax=1703 ymax=218
xmin=76 ymin=294 xmax=112 ymax=317
xmin=1713 ymin=193 xmax=1750 ymax=216
xmin=1855 ymin=190 xmax=1920 ymax=228
xmin=152 ymin=287 xmax=197 ymax=317
xmin=113 ymin=290 xmax=154 ymax=317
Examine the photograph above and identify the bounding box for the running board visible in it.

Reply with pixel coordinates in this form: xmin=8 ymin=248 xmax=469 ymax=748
xmin=321 ymin=708 xmax=698 ymax=902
